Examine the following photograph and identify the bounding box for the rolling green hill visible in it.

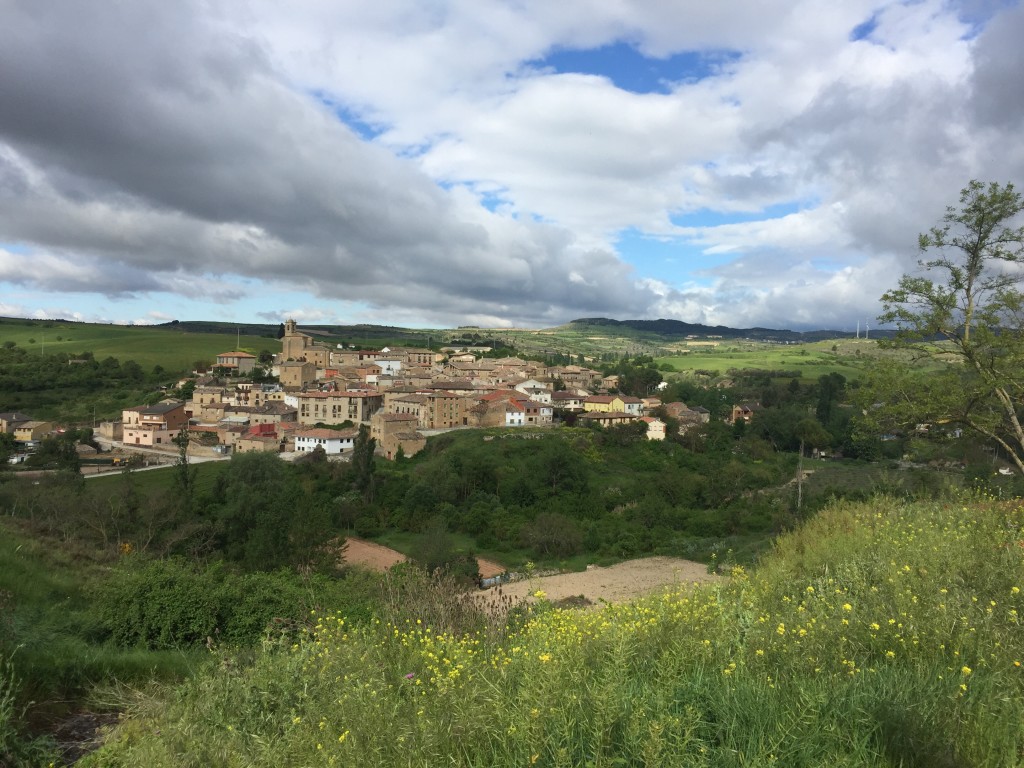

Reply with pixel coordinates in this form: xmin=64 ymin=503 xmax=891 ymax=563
xmin=0 ymin=317 xmax=277 ymax=372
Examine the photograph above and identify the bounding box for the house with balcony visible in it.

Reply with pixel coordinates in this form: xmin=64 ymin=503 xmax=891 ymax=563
xmin=121 ymin=400 xmax=187 ymax=447
xmin=288 ymin=389 xmax=384 ymax=426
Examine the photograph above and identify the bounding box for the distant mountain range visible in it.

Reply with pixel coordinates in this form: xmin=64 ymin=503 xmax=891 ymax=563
xmin=2 ymin=315 xmax=887 ymax=344
xmin=564 ymin=318 xmax=892 ymax=343
xmin=158 ymin=316 xmax=888 ymax=344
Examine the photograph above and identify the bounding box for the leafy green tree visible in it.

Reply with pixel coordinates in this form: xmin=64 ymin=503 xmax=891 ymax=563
xmin=869 ymin=180 xmax=1024 ymax=471
xmin=173 ymin=428 xmax=196 ymax=510
xmin=0 ymin=432 xmax=15 ymax=471
xmin=795 ymin=418 xmax=832 ymax=457
xmin=350 ymin=424 xmax=376 ymax=500
xmin=215 ymin=452 xmax=315 ymax=571
xmin=519 ymin=512 xmax=583 ymax=558
xmin=26 ymin=434 xmax=80 ymax=472
xmin=815 ymin=372 xmax=846 ymax=424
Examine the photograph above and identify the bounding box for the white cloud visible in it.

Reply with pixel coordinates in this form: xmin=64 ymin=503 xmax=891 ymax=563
xmin=0 ymin=0 xmax=1020 ymax=329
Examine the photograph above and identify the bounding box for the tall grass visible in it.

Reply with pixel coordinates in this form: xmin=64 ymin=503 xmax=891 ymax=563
xmin=84 ymin=493 xmax=1024 ymax=766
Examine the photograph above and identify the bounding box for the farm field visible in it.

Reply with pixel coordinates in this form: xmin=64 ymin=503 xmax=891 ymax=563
xmin=0 ymin=317 xmax=279 ymax=372
xmin=656 ymin=339 xmax=889 ymax=381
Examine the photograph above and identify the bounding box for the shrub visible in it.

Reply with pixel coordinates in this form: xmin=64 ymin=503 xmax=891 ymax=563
xmin=94 ymin=558 xmax=378 ymax=649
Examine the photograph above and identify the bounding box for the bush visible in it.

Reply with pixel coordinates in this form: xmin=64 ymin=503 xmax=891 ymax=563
xmin=93 ymin=558 xmax=378 ymax=649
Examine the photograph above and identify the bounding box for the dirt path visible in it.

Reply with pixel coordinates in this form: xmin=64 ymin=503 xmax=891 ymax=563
xmin=494 ymin=557 xmax=720 ymax=605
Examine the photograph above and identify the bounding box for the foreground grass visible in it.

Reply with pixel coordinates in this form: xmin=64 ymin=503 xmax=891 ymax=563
xmin=85 ymin=494 xmax=1024 ymax=766
xmin=0 ymin=519 xmax=208 ymax=766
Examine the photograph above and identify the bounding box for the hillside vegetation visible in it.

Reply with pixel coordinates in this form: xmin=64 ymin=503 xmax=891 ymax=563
xmin=0 ymin=317 xmax=274 ymax=372
xmin=80 ymin=493 xmax=1024 ymax=767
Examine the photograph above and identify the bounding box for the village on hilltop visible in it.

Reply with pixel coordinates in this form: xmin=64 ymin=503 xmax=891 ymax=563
xmin=4 ymin=319 xmax=718 ymax=464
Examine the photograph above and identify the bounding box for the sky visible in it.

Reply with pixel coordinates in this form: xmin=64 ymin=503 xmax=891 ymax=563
xmin=1 ymin=0 xmax=1022 ymax=331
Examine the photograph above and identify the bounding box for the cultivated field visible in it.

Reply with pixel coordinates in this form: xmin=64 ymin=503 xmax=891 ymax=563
xmin=0 ymin=317 xmax=278 ymax=371
xmin=656 ymin=338 xmax=896 ymax=381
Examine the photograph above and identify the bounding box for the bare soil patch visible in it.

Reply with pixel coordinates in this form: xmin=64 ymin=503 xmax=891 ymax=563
xmin=343 ymin=537 xmax=408 ymax=570
xmin=342 ymin=538 xmax=507 ymax=579
xmin=342 ymin=541 xmax=714 ymax=605
xmin=476 ymin=558 xmax=506 ymax=579
xmin=494 ymin=557 xmax=720 ymax=605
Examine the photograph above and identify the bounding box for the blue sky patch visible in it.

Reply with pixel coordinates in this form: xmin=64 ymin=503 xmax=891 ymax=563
xmin=615 ymin=228 xmax=733 ymax=285
xmin=670 ymin=200 xmax=805 ymax=229
xmin=530 ymin=42 xmax=739 ymax=94
xmin=850 ymin=14 xmax=879 ymax=41
xmin=311 ymin=89 xmax=383 ymax=141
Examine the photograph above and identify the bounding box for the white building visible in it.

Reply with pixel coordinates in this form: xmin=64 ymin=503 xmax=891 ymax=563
xmin=294 ymin=428 xmax=358 ymax=455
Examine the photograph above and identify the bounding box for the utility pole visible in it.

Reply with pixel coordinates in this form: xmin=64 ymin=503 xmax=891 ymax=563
xmin=797 ymin=438 xmax=804 ymax=514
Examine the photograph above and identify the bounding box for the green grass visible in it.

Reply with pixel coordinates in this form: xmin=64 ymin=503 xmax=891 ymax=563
xmin=656 ymin=340 xmax=873 ymax=381
xmin=0 ymin=520 xmax=207 ymax=715
xmin=0 ymin=318 xmax=278 ymax=372
xmin=88 ymin=461 xmax=227 ymax=497
xmin=81 ymin=492 xmax=1024 ymax=766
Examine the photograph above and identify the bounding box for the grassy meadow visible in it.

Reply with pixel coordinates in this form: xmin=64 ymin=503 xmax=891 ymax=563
xmin=0 ymin=318 xmax=279 ymax=372
xmin=655 ymin=339 xmax=891 ymax=382
xmin=80 ymin=493 xmax=1024 ymax=767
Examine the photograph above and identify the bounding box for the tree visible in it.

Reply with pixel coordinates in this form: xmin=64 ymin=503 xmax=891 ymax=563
xmin=173 ymin=428 xmax=196 ymax=510
xmin=815 ymin=373 xmax=846 ymax=425
xmin=26 ymin=434 xmax=80 ymax=472
xmin=350 ymin=424 xmax=376 ymax=500
xmin=871 ymin=180 xmax=1024 ymax=470
xmin=216 ymin=452 xmax=312 ymax=571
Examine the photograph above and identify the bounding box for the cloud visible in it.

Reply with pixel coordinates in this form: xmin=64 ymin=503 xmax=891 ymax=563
xmin=0 ymin=0 xmax=1021 ymax=330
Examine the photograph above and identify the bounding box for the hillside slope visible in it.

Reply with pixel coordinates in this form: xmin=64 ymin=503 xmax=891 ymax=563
xmin=83 ymin=495 xmax=1024 ymax=767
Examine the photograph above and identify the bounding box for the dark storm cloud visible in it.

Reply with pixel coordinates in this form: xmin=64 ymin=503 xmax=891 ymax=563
xmin=0 ymin=0 xmax=655 ymax=322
